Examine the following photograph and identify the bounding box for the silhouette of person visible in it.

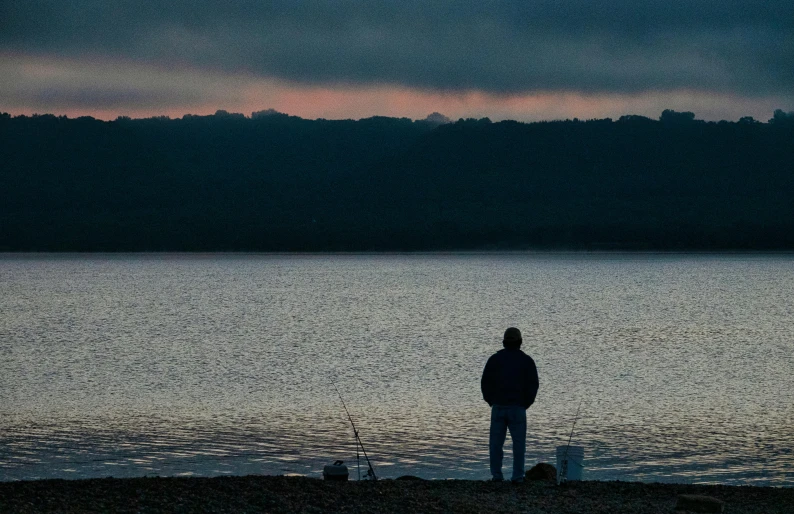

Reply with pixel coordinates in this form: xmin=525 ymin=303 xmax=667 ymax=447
xmin=481 ymin=327 xmax=539 ymax=482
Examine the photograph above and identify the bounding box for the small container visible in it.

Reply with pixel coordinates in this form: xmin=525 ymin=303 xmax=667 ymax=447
xmin=323 ymin=460 xmax=349 ymax=481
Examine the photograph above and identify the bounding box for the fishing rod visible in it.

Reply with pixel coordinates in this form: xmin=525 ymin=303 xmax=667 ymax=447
xmin=332 ymin=380 xmax=377 ymax=481
xmin=558 ymin=400 xmax=583 ymax=485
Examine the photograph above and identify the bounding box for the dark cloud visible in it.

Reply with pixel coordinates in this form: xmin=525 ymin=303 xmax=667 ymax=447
xmin=2 ymin=1 xmax=793 ymax=95
xmin=26 ymin=87 xmax=204 ymax=109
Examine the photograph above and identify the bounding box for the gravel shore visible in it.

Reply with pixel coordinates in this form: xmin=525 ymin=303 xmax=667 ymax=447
xmin=1 ymin=475 xmax=792 ymax=513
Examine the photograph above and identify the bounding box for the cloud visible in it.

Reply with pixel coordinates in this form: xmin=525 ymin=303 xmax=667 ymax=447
xmin=0 ymin=55 xmax=229 ymax=111
xmin=2 ymin=1 xmax=792 ymax=96
xmin=27 ymin=87 xmax=199 ymax=110
xmin=2 ymin=53 xmax=791 ymax=122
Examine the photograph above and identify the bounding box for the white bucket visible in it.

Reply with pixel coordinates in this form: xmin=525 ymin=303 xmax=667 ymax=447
xmin=556 ymin=445 xmax=584 ymax=483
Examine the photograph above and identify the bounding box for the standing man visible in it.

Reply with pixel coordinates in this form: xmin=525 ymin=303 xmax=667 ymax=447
xmin=481 ymin=327 xmax=539 ymax=483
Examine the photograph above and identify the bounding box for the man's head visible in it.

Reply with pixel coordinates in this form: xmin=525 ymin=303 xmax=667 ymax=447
xmin=503 ymin=327 xmax=522 ymax=349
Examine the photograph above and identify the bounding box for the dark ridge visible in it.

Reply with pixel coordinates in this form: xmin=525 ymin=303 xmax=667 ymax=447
xmin=1 ymin=110 xmax=793 ymax=251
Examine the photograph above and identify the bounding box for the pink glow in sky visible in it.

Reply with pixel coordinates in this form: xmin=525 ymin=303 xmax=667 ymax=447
xmin=1 ymin=53 xmax=790 ymax=122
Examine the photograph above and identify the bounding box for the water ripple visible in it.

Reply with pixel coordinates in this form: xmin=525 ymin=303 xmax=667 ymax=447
xmin=1 ymin=253 xmax=793 ymax=485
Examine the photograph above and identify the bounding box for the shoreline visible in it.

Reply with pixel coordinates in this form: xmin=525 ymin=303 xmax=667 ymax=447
xmin=2 ymin=475 xmax=792 ymax=513
xmin=3 ymin=250 xmax=794 ymax=259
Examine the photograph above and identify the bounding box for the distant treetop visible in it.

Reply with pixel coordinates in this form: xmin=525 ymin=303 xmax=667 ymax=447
xmin=214 ymin=110 xmax=246 ymax=119
xmin=424 ymin=112 xmax=452 ymax=125
xmin=769 ymin=109 xmax=794 ymax=125
xmin=659 ymin=109 xmax=696 ymax=123
xmin=252 ymin=108 xmax=288 ymax=119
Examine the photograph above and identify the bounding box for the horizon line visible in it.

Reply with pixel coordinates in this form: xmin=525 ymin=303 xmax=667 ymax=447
xmin=3 ymin=108 xmax=788 ymax=125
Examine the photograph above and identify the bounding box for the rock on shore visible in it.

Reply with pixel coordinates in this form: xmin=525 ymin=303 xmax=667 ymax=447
xmin=1 ymin=475 xmax=792 ymax=513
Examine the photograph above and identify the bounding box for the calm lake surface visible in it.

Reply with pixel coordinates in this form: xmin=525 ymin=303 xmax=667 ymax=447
xmin=1 ymin=253 xmax=792 ymax=485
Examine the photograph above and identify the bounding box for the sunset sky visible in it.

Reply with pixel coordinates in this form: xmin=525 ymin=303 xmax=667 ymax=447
xmin=2 ymin=1 xmax=792 ymax=121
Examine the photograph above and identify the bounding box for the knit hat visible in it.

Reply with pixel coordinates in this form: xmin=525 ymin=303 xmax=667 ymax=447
xmin=503 ymin=327 xmax=522 ymax=344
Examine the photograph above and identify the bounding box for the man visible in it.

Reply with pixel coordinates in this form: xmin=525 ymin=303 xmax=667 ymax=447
xmin=481 ymin=327 xmax=539 ymax=483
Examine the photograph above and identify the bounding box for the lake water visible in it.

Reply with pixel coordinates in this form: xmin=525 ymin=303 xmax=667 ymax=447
xmin=1 ymin=253 xmax=792 ymax=485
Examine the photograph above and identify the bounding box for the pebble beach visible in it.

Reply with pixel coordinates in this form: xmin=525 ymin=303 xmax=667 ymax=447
xmin=2 ymin=475 xmax=792 ymax=513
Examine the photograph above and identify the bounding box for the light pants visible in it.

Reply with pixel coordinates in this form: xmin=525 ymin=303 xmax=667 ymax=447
xmin=489 ymin=405 xmax=527 ymax=481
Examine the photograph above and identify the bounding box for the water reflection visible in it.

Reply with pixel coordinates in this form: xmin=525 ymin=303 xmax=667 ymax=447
xmin=1 ymin=254 xmax=793 ymax=485
xmin=3 ymin=408 xmax=793 ymax=484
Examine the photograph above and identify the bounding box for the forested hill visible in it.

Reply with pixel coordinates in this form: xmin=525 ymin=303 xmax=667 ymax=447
xmin=1 ymin=110 xmax=793 ymax=251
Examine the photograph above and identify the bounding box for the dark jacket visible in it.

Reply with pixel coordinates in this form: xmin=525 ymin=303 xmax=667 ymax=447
xmin=481 ymin=348 xmax=539 ymax=409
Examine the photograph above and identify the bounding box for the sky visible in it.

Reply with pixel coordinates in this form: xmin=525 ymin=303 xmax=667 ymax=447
xmin=2 ymin=1 xmax=793 ymax=122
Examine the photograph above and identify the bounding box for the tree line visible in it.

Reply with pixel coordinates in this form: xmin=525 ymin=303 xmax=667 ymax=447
xmin=1 ymin=109 xmax=793 ymax=251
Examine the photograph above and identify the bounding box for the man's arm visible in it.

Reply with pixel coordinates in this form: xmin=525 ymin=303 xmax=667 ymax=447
xmin=524 ymin=357 xmax=539 ymax=409
xmin=481 ymin=357 xmax=496 ymax=406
